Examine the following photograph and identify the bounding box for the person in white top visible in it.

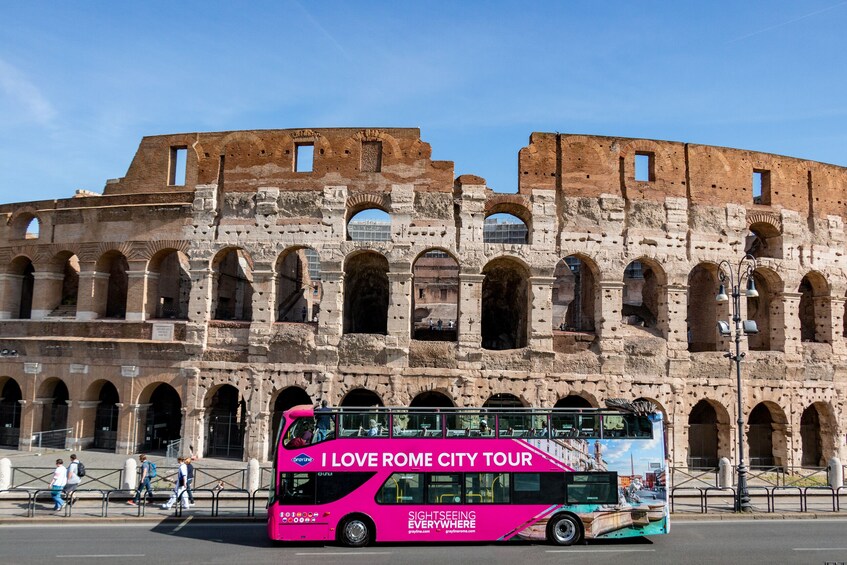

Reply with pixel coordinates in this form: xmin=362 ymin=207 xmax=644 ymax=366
xmin=161 ymin=457 xmax=190 ymax=510
xmin=49 ymin=459 xmax=67 ymax=511
xmin=64 ymin=454 xmax=82 ymax=504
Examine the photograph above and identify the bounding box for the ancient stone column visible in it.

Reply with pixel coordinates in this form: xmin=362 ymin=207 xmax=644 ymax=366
xmin=76 ymin=262 xmax=106 ymax=321
xmin=781 ymin=291 xmax=803 ymax=358
xmin=386 ymin=271 xmax=412 ymax=367
xmin=30 ymin=271 xmax=65 ymax=320
xmin=125 ymin=260 xmax=150 ymax=322
xmin=0 ymin=273 xmax=22 ymax=319
xmin=457 ymin=273 xmax=484 ymax=357
xmin=528 ymin=276 xmax=554 ymax=352
xmin=597 ymin=280 xmax=625 ymax=374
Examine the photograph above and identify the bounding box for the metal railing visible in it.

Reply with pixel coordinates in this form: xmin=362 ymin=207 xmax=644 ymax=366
xmin=31 ymin=428 xmax=72 ymax=449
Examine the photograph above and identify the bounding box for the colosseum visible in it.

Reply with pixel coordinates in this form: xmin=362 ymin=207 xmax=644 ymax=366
xmin=0 ymin=128 xmax=844 ymax=471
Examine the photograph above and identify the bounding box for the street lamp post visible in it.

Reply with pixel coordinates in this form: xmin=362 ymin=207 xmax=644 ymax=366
xmin=715 ymin=253 xmax=759 ymax=513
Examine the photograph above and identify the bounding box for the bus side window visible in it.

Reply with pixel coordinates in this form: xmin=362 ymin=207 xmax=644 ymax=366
xmin=427 ymin=474 xmax=462 ymax=504
xmin=376 ymin=472 xmax=424 ymax=504
xmin=279 ymin=472 xmax=315 ymax=504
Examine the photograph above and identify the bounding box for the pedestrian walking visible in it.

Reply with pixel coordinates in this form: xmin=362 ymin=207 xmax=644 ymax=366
xmin=63 ymin=453 xmax=83 ymax=504
xmin=161 ymin=457 xmax=189 ymax=510
xmin=128 ymin=454 xmax=155 ymax=505
xmin=49 ymin=459 xmax=67 ymax=511
xmin=184 ymin=457 xmax=195 ymax=507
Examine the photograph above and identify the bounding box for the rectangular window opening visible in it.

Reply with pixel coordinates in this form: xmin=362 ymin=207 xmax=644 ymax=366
xmin=169 ymin=147 xmax=187 ymax=186
xmin=361 ymin=141 xmax=383 ymax=172
xmin=295 ymin=143 xmax=314 ymax=173
xmin=753 ymin=169 xmax=771 ymax=205
xmin=635 ymin=152 xmax=653 ymax=182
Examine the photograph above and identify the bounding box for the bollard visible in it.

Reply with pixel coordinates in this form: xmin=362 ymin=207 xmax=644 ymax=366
xmin=247 ymin=458 xmax=260 ymax=493
xmin=718 ymin=457 xmax=732 ymax=488
xmin=827 ymin=457 xmax=843 ymax=489
xmin=0 ymin=458 xmax=10 ymax=491
xmin=123 ymin=458 xmax=137 ymax=490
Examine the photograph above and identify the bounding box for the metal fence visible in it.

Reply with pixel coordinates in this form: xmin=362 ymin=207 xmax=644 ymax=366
xmin=31 ymin=428 xmax=72 ymax=449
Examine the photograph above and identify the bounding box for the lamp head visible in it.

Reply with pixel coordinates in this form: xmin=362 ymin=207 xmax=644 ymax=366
xmin=745 ymin=276 xmax=759 ymax=298
xmin=717 ymin=321 xmax=732 ymax=337
xmin=715 ymin=284 xmax=729 ymax=303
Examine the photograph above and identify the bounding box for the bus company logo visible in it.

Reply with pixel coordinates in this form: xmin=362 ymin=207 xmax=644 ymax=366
xmin=292 ymin=453 xmax=314 ymax=467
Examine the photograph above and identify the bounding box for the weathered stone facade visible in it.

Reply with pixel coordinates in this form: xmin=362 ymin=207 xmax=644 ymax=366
xmin=0 ymin=128 xmax=844 ymax=468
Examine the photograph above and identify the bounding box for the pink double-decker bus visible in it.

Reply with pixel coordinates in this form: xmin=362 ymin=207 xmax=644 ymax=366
xmin=267 ymin=403 xmax=668 ymax=547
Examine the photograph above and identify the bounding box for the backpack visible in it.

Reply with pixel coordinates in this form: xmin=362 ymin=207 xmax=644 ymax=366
xmin=76 ymin=460 xmax=86 ymax=478
xmin=147 ymin=461 xmax=158 ymax=478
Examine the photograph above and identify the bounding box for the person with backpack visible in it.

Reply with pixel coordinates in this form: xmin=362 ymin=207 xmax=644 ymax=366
xmin=128 ymin=454 xmax=156 ymax=505
xmin=184 ymin=457 xmax=195 ymax=507
xmin=63 ymin=453 xmax=84 ymax=503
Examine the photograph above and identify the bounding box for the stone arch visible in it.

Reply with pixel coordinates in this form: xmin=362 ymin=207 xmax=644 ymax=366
xmin=0 ymin=377 xmax=22 ymax=447
xmin=412 ymin=249 xmax=459 ymax=341
xmin=483 ymin=211 xmax=529 ymax=244
xmin=687 ymin=399 xmax=731 ymax=469
xmin=481 ymin=257 xmax=529 ymax=350
xmin=5 ymin=255 xmax=34 ymax=319
xmin=36 ymin=378 xmax=69 ymax=444
xmin=747 ymin=401 xmax=788 ymax=469
xmin=621 ymin=257 xmax=668 ymax=336
xmin=345 ymin=194 xmax=390 ymax=222
xmin=747 ymin=267 xmax=784 ymax=352
xmin=8 ymin=208 xmax=40 ymax=240
xmin=484 ymin=195 xmax=532 ymax=227
xmin=94 ymin=250 xmax=129 ymax=319
xmin=745 ymin=217 xmax=783 ymax=260
xmin=343 ymin=251 xmax=389 ymax=334
xmin=410 ymin=390 xmax=454 ymax=408
xmin=40 ymin=250 xmax=79 ymax=318
xmin=482 ymin=393 xmax=526 ymax=408
xmin=147 ymin=248 xmax=191 ymax=320
xmin=347 ymin=207 xmax=391 ymax=242
xmin=554 ymin=393 xmax=598 ymax=408
xmin=800 ymin=401 xmax=836 ymax=467
xmin=798 ymin=271 xmax=830 ymax=343
xmin=138 ymin=382 xmax=182 ymax=453
xmin=687 ymin=263 xmax=728 ymax=352
xmin=204 ymin=383 xmax=247 ymax=459
xmin=211 ymin=247 xmax=254 ymax=322
xmin=275 ymin=246 xmax=320 ymax=323
xmin=88 ymin=380 xmax=120 ymax=451
xmin=340 ymin=388 xmax=384 ymax=407
xmin=552 ymin=254 xmax=598 ymax=338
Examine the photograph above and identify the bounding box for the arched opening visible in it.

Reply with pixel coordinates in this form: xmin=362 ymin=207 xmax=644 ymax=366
xmin=93 ymin=382 xmax=120 ymax=451
xmin=800 ymin=404 xmax=822 ymax=467
xmin=340 ymin=389 xmax=384 ymax=407
xmin=213 ymin=248 xmax=254 ymax=321
xmin=412 ymin=250 xmax=458 ymax=341
xmin=747 ymin=268 xmax=783 ymax=352
xmin=148 ymin=250 xmax=191 ymax=319
xmin=205 ymin=385 xmax=247 ymax=459
xmin=621 ymin=259 xmax=664 ymax=332
xmin=270 ymin=386 xmax=312 ymax=457
xmin=94 ymin=251 xmax=129 ymax=319
xmin=482 ymin=393 xmax=524 ymax=408
xmin=481 ymin=257 xmax=528 ymax=350
xmin=25 ymin=217 xmax=40 ymax=239
xmin=347 ymin=208 xmax=391 ymax=242
xmin=688 ymin=400 xmax=719 ymax=469
xmin=554 ymin=395 xmax=594 ymax=408
xmin=748 ymin=403 xmax=787 ymax=469
xmin=45 ymin=252 xmax=80 ymax=318
xmin=343 ymin=252 xmax=389 ymax=334
xmin=143 ymin=383 xmax=182 ymax=452
xmin=38 ymin=379 xmax=69 ymax=448
xmin=275 ymin=247 xmax=321 ymax=323
xmin=410 ymin=391 xmax=454 ymax=408
xmin=798 ymin=272 xmax=829 ymax=343
xmin=0 ymin=378 xmax=22 ymax=447
xmin=7 ymin=256 xmax=34 ymax=319
xmin=553 ymin=256 xmax=597 ymax=333
xmin=745 ymin=222 xmax=783 ymax=260
xmin=687 ymin=263 xmax=726 ymax=352
xmin=483 ymin=213 xmax=528 ymax=244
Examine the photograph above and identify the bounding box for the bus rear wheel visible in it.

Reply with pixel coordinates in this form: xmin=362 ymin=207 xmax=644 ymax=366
xmin=547 ymin=514 xmax=582 ymax=546
xmin=339 ymin=515 xmax=372 ymax=547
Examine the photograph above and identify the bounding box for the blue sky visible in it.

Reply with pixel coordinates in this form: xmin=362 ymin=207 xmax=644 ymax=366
xmin=1 ymin=1 xmax=846 ymax=204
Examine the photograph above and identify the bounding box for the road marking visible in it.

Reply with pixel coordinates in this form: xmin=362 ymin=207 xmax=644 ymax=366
xmin=57 ymin=555 xmax=145 ymax=558
xmin=793 ymin=548 xmax=847 ymax=551
xmin=295 ymin=552 xmax=393 ymax=556
xmin=172 ymin=516 xmax=193 ymax=532
xmin=546 ymin=549 xmax=656 ymax=553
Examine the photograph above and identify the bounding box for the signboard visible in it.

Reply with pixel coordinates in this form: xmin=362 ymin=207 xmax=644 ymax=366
xmin=152 ymin=323 xmax=175 ymax=341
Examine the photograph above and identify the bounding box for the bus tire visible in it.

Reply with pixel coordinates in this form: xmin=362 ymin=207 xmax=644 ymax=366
xmin=547 ymin=513 xmax=582 ymax=546
xmin=339 ymin=514 xmax=373 ymax=547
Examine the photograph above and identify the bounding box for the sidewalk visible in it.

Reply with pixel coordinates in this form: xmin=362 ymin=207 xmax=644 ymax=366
xmin=0 ymin=447 xmax=250 ymax=471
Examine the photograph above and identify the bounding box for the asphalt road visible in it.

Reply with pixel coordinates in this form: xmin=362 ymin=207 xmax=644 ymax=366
xmin=1 ymin=519 xmax=846 ymax=565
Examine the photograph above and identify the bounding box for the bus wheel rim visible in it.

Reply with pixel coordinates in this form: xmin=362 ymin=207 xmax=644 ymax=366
xmin=555 ymin=519 xmax=575 ymax=542
xmin=345 ymin=520 xmax=367 ymax=543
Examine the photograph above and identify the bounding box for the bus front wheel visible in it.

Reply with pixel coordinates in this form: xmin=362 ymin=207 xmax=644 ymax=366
xmin=339 ymin=515 xmax=372 ymax=547
xmin=547 ymin=514 xmax=582 ymax=546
